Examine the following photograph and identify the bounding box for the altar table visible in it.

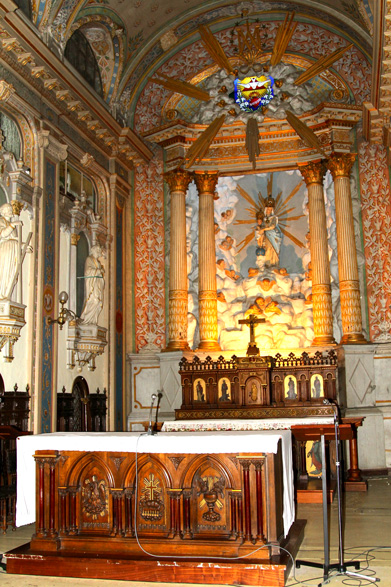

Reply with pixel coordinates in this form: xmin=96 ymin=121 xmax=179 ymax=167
xmin=8 ymin=430 xmax=303 ymax=585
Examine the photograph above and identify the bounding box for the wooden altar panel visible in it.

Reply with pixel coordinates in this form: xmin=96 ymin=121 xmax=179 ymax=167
xmin=28 ymin=448 xmax=284 ymax=558
xmin=7 ymin=438 xmax=305 ymax=585
xmin=177 ymin=351 xmax=337 ymax=420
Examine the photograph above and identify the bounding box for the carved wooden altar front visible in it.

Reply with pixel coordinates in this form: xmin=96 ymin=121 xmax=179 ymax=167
xmin=8 ymin=437 xmax=304 ymax=585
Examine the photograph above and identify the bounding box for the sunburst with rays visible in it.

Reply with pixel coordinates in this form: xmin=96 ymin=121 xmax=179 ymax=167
xmin=234 ymin=173 xmax=306 ymax=254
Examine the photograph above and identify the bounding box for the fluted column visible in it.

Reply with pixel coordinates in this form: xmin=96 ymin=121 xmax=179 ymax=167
xmin=194 ymin=171 xmax=221 ymax=351
xmin=300 ymin=161 xmax=335 ymax=345
xmin=164 ymin=169 xmax=193 ymax=351
xmin=327 ymin=153 xmax=366 ymax=343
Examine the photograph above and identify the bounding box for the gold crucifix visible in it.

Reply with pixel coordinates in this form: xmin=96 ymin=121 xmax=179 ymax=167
xmin=238 ymin=314 xmax=265 ymax=356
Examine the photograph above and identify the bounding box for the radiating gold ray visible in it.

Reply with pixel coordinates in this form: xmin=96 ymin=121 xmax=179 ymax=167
xmin=234 ymin=219 xmax=255 ymax=226
xmin=277 ymin=205 xmax=296 ymax=217
xmin=281 ymin=180 xmax=304 ymax=208
xmin=185 ymin=115 xmax=225 ymax=168
xmin=267 ymin=174 xmax=273 ymax=198
xmin=236 ymin=232 xmax=255 ymax=254
xmin=258 ymin=192 xmax=266 ymax=208
xmin=150 ymin=73 xmax=210 ymax=102
xmin=286 ymin=110 xmax=326 ymax=157
xmin=244 ymin=206 xmax=256 ymax=215
xmin=235 ymin=184 xmax=258 ymax=209
xmin=275 ymin=190 xmax=283 ymax=208
xmin=270 ymin=12 xmax=297 ymax=66
xmin=198 ymin=24 xmax=235 ymax=75
xmin=294 ymin=43 xmax=353 ymax=86
xmin=280 ymin=227 xmax=305 ymax=248
xmin=279 ymin=214 xmax=305 ymax=223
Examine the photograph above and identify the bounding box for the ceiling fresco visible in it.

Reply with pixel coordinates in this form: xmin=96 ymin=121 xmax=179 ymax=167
xmin=34 ymin=0 xmax=373 ymax=114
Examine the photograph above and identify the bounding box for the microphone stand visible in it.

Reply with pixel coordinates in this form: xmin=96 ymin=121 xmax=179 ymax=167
xmin=296 ymin=400 xmax=378 ymax=585
xmin=147 ymin=393 xmax=157 ymax=435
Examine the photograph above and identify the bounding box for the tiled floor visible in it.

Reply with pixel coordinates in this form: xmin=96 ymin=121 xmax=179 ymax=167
xmin=1 ymin=477 xmax=390 ymax=586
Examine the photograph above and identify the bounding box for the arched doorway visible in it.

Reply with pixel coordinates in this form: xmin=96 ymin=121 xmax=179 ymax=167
xmin=71 ymin=376 xmax=90 ymax=432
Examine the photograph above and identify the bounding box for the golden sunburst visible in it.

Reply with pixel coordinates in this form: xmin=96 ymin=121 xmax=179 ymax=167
xmin=234 ymin=173 xmax=306 ymax=253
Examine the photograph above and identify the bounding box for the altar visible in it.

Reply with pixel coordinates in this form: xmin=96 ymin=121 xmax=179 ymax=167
xmin=7 ymin=430 xmax=304 ymax=586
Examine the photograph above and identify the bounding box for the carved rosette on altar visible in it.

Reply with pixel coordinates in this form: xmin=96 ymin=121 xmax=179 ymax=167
xmin=67 ymin=322 xmax=107 ymax=371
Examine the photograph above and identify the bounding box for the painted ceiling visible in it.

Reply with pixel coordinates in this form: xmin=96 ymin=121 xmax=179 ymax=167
xmin=35 ymin=0 xmax=373 ymax=121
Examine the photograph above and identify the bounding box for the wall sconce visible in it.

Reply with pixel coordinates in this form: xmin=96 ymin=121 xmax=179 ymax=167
xmin=47 ymin=291 xmax=77 ymax=330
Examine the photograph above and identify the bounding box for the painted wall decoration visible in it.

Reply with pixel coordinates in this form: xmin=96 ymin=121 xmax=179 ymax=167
xmin=358 ymin=139 xmax=391 ymax=342
xmin=132 ymin=21 xmax=370 ymax=133
xmin=134 ymin=150 xmax=166 ymax=352
xmin=116 ymin=202 xmax=124 ymax=429
xmin=41 ymin=158 xmax=56 ymax=433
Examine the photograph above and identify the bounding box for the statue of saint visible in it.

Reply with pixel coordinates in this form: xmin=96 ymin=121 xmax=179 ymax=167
xmin=0 ymin=202 xmax=22 ymax=300
xmin=80 ymin=245 xmax=105 ymax=325
xmin=255 ymin=196 xmax=282 ymax=267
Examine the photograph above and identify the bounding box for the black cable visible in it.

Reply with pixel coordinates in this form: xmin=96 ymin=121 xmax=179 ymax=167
xmin=133 ymin=432 xmax=298 ymax=566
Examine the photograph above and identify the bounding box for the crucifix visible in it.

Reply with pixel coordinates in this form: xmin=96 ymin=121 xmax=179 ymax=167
xmin=239 ymin=313 xmax=265 ymax=356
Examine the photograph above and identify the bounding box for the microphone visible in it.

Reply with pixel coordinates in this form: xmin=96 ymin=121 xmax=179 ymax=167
xmin=147 ymin=393 xmax=158 ymax=435
xmin=154 ymin=390 xmax=163 ymax=433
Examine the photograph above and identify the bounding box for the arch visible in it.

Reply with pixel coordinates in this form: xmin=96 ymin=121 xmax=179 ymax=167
xmin=65 ymin=29 xmax=104 ymax=98
xmin=0 ymin=110 xmax=22 ymax=160
xmin=181 ymin=453 xmax=235 ymax=489
xmin=0 ymin=373 xmax=4 ymax=394
xmin=71 ymin=375 xmax=90 ymax=431
xmin=65 ymin=451 xmax=115 ymax=488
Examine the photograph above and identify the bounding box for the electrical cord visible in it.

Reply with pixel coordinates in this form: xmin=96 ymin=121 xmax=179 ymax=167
xmin=133 ymin=432 xmax=296 ymax=565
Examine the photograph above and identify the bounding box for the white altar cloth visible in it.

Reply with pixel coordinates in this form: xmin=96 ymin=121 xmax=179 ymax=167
xmin=162 ymin=417 xmax=334 ymax=432
xmin=16 ymin=430 xmax=294 ymax=536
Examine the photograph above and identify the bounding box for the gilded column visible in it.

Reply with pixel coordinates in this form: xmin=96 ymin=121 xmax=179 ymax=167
xmin=164 ymin=169 xmax=193 ymax=351
xmin=327 ymin=153 xmax=366 ymax=343
xmin=299 ymin=161 xmax=335 ymax=345
xmin=194 ymin=171 xmax=221 ymax=351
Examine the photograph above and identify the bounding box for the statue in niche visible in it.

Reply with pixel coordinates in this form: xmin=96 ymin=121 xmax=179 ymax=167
xmin=255 ymin=196 xmax=282 ymax=268
xmin=80 ymin=244 xmax=105 ymax=325
xmin=0 ymin=202 xmax=22 ymax=300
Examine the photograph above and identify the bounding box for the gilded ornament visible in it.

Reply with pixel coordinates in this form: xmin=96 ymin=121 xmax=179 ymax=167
xmin=194 ymin=171 xmax=219 ymax=195
xmin=164 ymin=169 xmax=193 ymax=192
xmin=0 ymin=80 xmax=15 ymax=102
xmin=10 ymin=200 xmax=24 ymax=216
xmin=71 ymin=233 xmax=81 ymax=246
xmin=327 ymin=152 xmax=356 ymax=178
xmin=299 ymin=160 xmax=327 ymax=185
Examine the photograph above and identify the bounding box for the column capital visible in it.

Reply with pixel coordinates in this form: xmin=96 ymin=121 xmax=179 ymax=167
xmin=299 ymin=160 xmax=327 ymax=186
xmin=327 ymin=152 xmax=356 ymax=179
xmin=194 ymin=171 xmax=219 ymax=195
xmin=164 ymin=168 xmax=193 ymax=193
